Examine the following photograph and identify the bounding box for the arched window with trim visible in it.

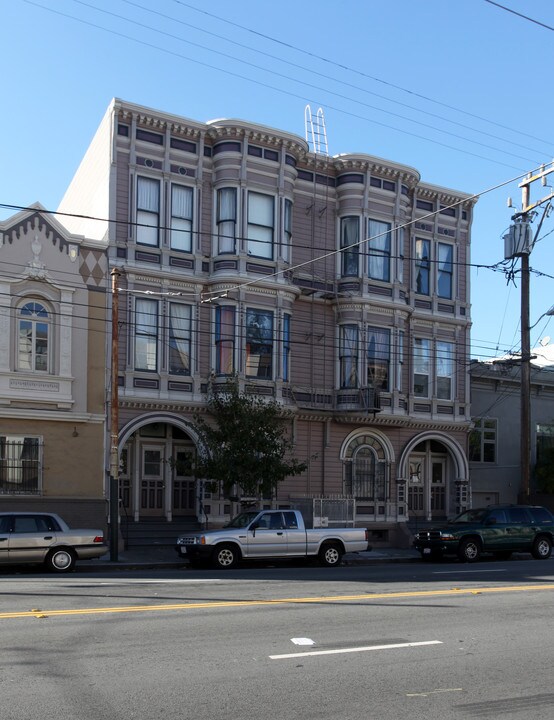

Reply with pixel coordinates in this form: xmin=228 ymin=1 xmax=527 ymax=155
xmin=17 ymin=301 xmax=50 ymax=373
xmin=343 ymin=433 xmax=388 ymax=501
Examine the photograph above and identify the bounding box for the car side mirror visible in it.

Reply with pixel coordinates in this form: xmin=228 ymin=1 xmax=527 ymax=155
xmin=250 ymin=522 xmax=259 ymax=536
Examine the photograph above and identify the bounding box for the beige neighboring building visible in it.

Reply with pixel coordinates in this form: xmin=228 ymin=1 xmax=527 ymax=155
xmin=58 ymin=98 xmax=477 ymax=546
xmin=0 ymin=205 xmax=107 ymax=530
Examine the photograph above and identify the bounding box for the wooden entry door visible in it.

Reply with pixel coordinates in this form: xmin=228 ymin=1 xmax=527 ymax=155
xmin=430 ymin=459 xmax=446 ymax=517
xmin=407 ymin=457 xmax=425 ymax=518
xmin=140 ymin=445 xmax=165 ymax=516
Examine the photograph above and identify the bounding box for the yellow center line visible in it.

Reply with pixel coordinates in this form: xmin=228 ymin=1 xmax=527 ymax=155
xmin=2 ymin=584 xmax=554 ymax=620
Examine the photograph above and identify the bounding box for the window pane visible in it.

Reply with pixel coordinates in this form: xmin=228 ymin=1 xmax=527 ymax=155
xmin=137 ymin=178 xmax=160 ymax=246
xmin=135 ymin=299 xmax=158 ymax=371
xmin=340 ymin=325 xmax=358 ymax=388
xmin=215 ymin=306 xmax=235 ymax=375
xmin=437 ymin=341 xmax=453 ymax=400
xmin=437 ymin=243 xmax=453 ymax=299
xmin=415 ymin=239 xmax=430 ymax=295
xmin=171 ymin=185 xmax=193 ymax=251
xmin=246 ymin=309 xmax=273 ymax=379
xmin=169 ymin=304 xmax=191 ymax=375
xmin=341 ymin=216 xmax=359 ymax=277
xmin=367 ymin=327 xmax=390 ymax=391
xmin=368 ymin=219 xmax=391 ymax=281
xmin=248 ymin=193 xmax=274 ymax=259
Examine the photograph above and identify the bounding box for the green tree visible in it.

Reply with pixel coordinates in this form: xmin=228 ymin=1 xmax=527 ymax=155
xmin=191 ymin=376 xmax=308 ymax=498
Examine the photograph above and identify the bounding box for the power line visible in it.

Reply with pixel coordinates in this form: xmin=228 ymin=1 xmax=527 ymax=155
xmin=21 ymin=0 xmax=539 ymax=171
xmin=173 ymin=0 xmax=554 ymax=148
xmin=484 ymin=0 xmax=554 ymax=32
xmin=115 ymin=0 xmax=553 ymax=159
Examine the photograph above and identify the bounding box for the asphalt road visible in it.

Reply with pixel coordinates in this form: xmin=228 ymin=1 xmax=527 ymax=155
xmin=2 ymin=557 xmax=554 ymax=720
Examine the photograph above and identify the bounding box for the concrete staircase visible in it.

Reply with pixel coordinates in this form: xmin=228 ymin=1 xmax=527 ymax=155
xmin=121 ymin=516 xmax=202 ymax=549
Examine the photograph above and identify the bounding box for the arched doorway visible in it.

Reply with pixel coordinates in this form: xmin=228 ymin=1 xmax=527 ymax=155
xmin=398 ymin=431 xmax=469 ymax=522
xmin=118 ymin=414 xmax=201 ymax=522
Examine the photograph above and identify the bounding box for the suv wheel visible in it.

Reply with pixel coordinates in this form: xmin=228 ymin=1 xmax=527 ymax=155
xmin=532 ymin=535 xmax=552 ymax=560
xmin=458 ymin=538 xmax=481 ymax=563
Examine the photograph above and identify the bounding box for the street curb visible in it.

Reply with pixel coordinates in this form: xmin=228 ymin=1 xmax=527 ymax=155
xmin=76 ymin=555 xmax=421 ymax=572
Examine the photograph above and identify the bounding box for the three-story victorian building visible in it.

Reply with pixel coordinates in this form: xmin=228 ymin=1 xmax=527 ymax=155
xmin=58 ymin=99 xmax=476 ymax=545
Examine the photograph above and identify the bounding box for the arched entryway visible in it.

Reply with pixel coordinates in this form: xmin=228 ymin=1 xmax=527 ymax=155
xmin=397 ymin=431 xmax=469 ymax=521
xmin=118 ymin=413 xmax=202 ymax=522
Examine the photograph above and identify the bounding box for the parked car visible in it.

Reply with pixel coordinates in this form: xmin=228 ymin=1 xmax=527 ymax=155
xmin=0 ymin=512 xmax=107 ymax=573
xmin=413 ymin=504 xmax=554 ymax=562
xmin=176 ymin=509 xmax=370 ymax=569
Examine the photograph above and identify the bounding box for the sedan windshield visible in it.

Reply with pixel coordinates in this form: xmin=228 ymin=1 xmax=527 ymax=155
xmin=224 ymin=512 xmax=260 ymax=529
xmin=450 ymin=509 xmax=488 ymax=524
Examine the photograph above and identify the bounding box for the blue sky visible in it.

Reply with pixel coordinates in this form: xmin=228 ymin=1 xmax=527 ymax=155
xmin=3 ymin=0 xmax=554 ymax=360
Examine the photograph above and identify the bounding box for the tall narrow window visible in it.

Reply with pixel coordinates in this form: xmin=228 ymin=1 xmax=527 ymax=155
xmin=135 ymin=299 xmax=158 ymax=371
xmin=18 ymin=301 xmax=49 ymax=372
xmin=215 ymin=306 xmax=235 ymax=375
xmin=368 ymin=219 xmax=391 ymax=282
xmin=0 ymin=435 xmax=41 ymax=492
xmin=367 ymin=327 xmax=390 ymax=391
xmin=217 ymin=188 xmax=237 ymax=254
xmin=282 ymin=199 xmax=292 ymax=263
xmin=169 ymin=304 xmax=191 ymax=375
xmin=340 ymin=325 xmax=358 ymax=388
xmin=436 ymin=341 xmax=454 ymax=399
xmin=437 ymin=243 xmax=453 ymax=299
xmin=415 ymin=239 xmax=430 ymax=295
xmin=247 ymin=192 xmax=274 ymax=259
xmin=397 ymin=226 xmax=405 ymax=283
xmin=283 ymin=313 xmax=291 ymax=381
xmin=136 ymin=177 xmax=160 ymax=246
xmin=340 ymin=216 xmax=359 ymax=277
xmin=170 ymin=185 xmax=193 ymax=252
xmin=396 ymin=330 xmax=404 ymax=391
xmin=413 ymin=338 xmax=430 ymax=397
xmin=246 ymin=309 xmax=274 ymax=379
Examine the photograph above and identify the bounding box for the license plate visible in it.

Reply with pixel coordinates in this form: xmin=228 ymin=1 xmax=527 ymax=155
xmin=423 ymin=548 xmax=431 ymax=555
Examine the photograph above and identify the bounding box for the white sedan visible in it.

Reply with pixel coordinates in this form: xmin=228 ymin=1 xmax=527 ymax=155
xmin=0 ymin=512 xmax=107 ymax=572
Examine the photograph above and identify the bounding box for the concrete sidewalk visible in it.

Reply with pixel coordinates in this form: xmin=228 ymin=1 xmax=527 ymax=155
xmin=77 ymin=545 xmax=422 ymax=572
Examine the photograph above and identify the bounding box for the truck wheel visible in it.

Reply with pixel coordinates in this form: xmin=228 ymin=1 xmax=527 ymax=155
xmin=458 ymin=538 xmax=481 ymax=563
xmin=532 ymin=535 xmax=552 ymax=560
xmin=319 ymin=543 xmax=343 ymax=567
xmin=212 ymin=543 xmax=240 ymax=569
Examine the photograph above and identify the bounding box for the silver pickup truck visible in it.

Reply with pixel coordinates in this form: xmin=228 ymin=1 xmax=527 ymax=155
xmin=175 ymin=509 xmax=369 ymax=569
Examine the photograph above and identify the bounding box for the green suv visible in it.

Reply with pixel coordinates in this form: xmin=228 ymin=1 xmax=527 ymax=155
xmin=413 ymin=505 xmax=554 ymax=562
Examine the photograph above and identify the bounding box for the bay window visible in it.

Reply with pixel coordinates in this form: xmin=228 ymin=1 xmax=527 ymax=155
xmin=414 ymin=338 xmax=430 ymax=397
xmin=340 ymin=216 xmax=359 ymax=277
xmin=436 ymin=341 xmax=454 ymax=399
xmin=169 ymin=303 xmax=192 ymax=375
xmin=170 ymin=185 xmax=193 ymax=252
xmin=136 ymin=177 xmax=160 ymax=246
xmin=340 ymin=325 xmax=358 ymax=388
xmin=368 ymin=219 xmax=391 ymax=282
xmin=283 ymin=313 xmax=291 ymax=381
xmin=247 ymin=192 xmax=274 ymax=259
xmin=367 ymin=327 xmax=390 ymax=391
xmin=217 ymin=188 xmax=237 ymax=254
xmin=415 ymin=238 xmax=430 ymax=295
xmin=437 ymin=243 xmax=453 ymax=299
xmin=282 ymin=199 xmax=292 ymax=262
xmin=215 ymin=306 xmax=235 ymax=375
xmin=135 ymin=299 xmax=158 ymax=371
xmin=245 ymin=309 xmax=274 ymax=379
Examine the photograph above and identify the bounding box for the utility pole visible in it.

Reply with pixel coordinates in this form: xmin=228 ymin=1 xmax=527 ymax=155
xmin=109 ymin=267 xmax=122 ymax=561
xmin=506 ymin=163 xmax=554 ymax=503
